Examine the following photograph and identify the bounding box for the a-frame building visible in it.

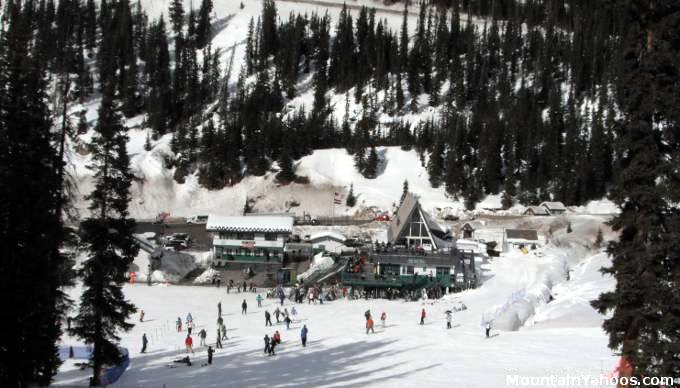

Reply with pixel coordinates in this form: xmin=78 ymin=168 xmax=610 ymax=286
xmin=387 ymin=193 xmax=451 ymax=251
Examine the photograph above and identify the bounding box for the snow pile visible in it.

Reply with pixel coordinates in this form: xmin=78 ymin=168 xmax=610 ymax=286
xmin=132 ymin=250 xmax=197 ymax=284
xmin=529 ymin=251 xmax=615 ymax=328
xmin=193 ymin=267 xmax=221 ymax=285
xmin=298 ymin=252 xmax=335 ymax=281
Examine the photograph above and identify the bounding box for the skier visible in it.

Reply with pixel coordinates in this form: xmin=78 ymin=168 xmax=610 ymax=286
xmin=264 ymin=334 xmax=271 ymax=355
xmin=141 ymin=333 xmax=148 ymax=353
xmin=285 ymin=315 xmax=292 ymax=330
xmin=218 ymin=302 xmax=222 ymax=317
xmin=216 ymin=278 xmax=221 ymax=288
xmin=186 ymin=312 xmax=193 ymax=325
xmin=176 ymin=317 xmax=182 ymax=332
xmin=241 ymin=299 xmax=248 ymax=315
xmin=207 ymin=346 xmax=214 ymax=365
xmin=301 ymin=325 xmax=308 ymax=347
xmin=273 ymin=331 xmax=281 ymax=346
xmin=217 ymin=316 xmax=223 ymax=327
xmin=185 ymin=334 xmax=194 ymax=354
xmin=446 ymin=311 xmax=452 ymax=329
xmin=199 ymin=329 xmax=207 ymax=346
xmin=256 ymin=294 xmax=263 ymax=307
xmin=279 ymin=292 xmax=285 ymax=306
xmin=364 ymin=309 xmax=371 ymax=321
xmin=485 ymin=322 xmax=491 ymax=338
xmin=139 ymin=309 xmax=145 ymax=322
xmin=265 ymin=310 xmax=272 ymax=327
xmin=366 ymin=317 xmax=375 ymax=334
xmin=380 ymin=312 xmax=387 ymax=328
xmin=274 ymin=307 xmax=281 ymax=323
xmin=228 ymin=279 xmax=233 ymax=293
xmin=221 ymin=323 xmax=228 ymax=340
xmin=243 ymin=281 xmax=248 ymax=293
xmin=216 ymin=330 xmax=222 ymax=349
xmin=291 ymin=306 xmax=297 ymax=317
xmin=420 ymin=308 xmax=426 ymax=325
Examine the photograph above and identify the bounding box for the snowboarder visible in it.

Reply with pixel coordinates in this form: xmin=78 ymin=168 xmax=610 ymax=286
xmin=141 ymin=333 xmax=148 ymax=353
xmin=264 ymin=334 xmax=271 ymax=355
xmin=366 ymin=317 xmax=375 ymax=334
xmin=199 ymin=329 xmax=207 ymax=346
xmin=420 ymin=308 xmax=426 ymax=325
xmin=172 ymin=356 xmax=192 ymax=367
xmin=485 ymin=322 xmax=491 ymax=338
xmin=216 ymin=330 xmax=222 ymax=349
xmin=285 ymin=315 xmax=292 ymax=330
xmin=301 ymin=325 xmax=308 ymax=347
xmin=380 ymin=312 xmax=386 ymax=328
xmin=185 ymin=334 xmax=194 ymax=354
xmin=218 ymin=302 xmax=222 ymax=317
xmin=207 ymin=346 xmax=214 ymax=365
xmin=446 ymin=311 xmax=452 ymax=329
xmin=274 ymin=307 xmax=281 ymax=323
xmin=256 ymin=294 xmax=263 ymax=307
xmin=241 ymin=299 xmax=248 ymax=315
xmin=139 ymin=309 xmax=145 ymax=322
xmin=176 ymin=317 xmax=182 ymax=332
xmin=265 ymin=310 xmax=272 ymax=326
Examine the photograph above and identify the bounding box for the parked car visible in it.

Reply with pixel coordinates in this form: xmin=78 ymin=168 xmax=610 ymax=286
xmin=443 ymin=214 xmax=460 ymax=221
xmin=187 ymin=215 xmax=208 ymax=224
xmin=374 ymin=214 xmax=390 ymax=221
xmin=164 ymin=240 xmax=187 ymax=251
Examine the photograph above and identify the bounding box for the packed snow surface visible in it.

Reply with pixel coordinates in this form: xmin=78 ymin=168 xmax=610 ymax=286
xmin=55 ymin=243 xmax=619 ymax=387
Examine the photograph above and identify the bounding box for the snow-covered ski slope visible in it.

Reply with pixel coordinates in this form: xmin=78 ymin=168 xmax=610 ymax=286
xmin=55 ymin=224 xmax=619 ymax=387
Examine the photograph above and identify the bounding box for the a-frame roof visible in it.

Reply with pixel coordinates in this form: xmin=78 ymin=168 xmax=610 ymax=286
xmin=387 ymin=193 xmax=449 ymax=248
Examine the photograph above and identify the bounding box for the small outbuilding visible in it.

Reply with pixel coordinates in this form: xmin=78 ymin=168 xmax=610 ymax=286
xmin=539 ymin=202 xmax=567 ymax=215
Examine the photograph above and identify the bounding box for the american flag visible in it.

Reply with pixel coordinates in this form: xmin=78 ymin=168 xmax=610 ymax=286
xmin=334 ymin=192 xmax=343 ymax=204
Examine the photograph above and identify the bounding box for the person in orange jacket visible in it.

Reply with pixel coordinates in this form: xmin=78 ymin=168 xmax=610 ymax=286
xmin=420 ymin=308 xmax=426 ymax=325
xmin=366 ymin=317 xmax=375 ymax=334
xmin=185 ymin=334 xmax=194 ymax=353
xmin=380 ymin=312 xmax=386 ymax=327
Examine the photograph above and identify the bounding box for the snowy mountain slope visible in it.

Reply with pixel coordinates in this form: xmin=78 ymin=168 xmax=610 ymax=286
xmin=54 ymin=237 xmax=619 ymax=387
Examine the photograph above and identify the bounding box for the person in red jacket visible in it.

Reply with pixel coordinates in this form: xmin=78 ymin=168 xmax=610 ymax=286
xmin=185 ymin=334 xmax=194 ymax=354
xmin=273 ymin=331 xmax=281 ymax=345
xmin=366 ymin=317 xmax=375 ymax=334
xmin=420 ymin=308 xmax=426 ymax=325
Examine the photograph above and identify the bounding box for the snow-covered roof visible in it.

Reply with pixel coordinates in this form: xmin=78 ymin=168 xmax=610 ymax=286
xmin=524 ymin=206 xmax=550 ymax=216
xmin=387 ymin=193 xmax=449 ymax=249
xmin=540 ymin=202 xmax=566 ymax=211
xmin=206 ymin=215 xmax=294 ymax=233
xmin=309 ymin=231 xmax=346 ymax=242
xmin=462 ymin=221 xmax=485 ymax=230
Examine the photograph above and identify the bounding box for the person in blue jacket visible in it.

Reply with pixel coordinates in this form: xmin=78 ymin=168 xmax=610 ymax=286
xmin=300 ymin=325 xmax=308 ymax=347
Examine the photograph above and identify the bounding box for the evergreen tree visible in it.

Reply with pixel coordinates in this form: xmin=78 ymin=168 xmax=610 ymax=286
xmin=196 ymin=0 xmax=213 ymax=48
xmin=276 ymin=138 xmax=296 ymax=184
xmin=72 ymin=65 xmax=138 ymax=388
xmin=364 ymin=145 xmax=378 ymax=179
xmin=0 ymin=2 xmax=73 ymax=384
xmin=400 ymin=179 xmax=409 ymax=205
xmin=592 ymin=1 xmax=680 ymax=380
xmin=346 ymin=183 xmax=357 ymax=207
xmin=427 ymin=136 xmax=444 ymax=188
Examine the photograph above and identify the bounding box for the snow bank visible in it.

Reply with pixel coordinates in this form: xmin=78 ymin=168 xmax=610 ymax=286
xmin=193 ymin=268 xmax=221 ymax=285
xmin=298 ymin=252 xmax=335 ymax=281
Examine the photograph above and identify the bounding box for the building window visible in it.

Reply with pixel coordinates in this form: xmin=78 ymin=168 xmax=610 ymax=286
xmin=405 ymin=265 xmax=414 ymax=275
xmin=265 ymin=233 xmax=277 ymax=241
xmin=237 ymin=232 xmax=255 ymax=240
